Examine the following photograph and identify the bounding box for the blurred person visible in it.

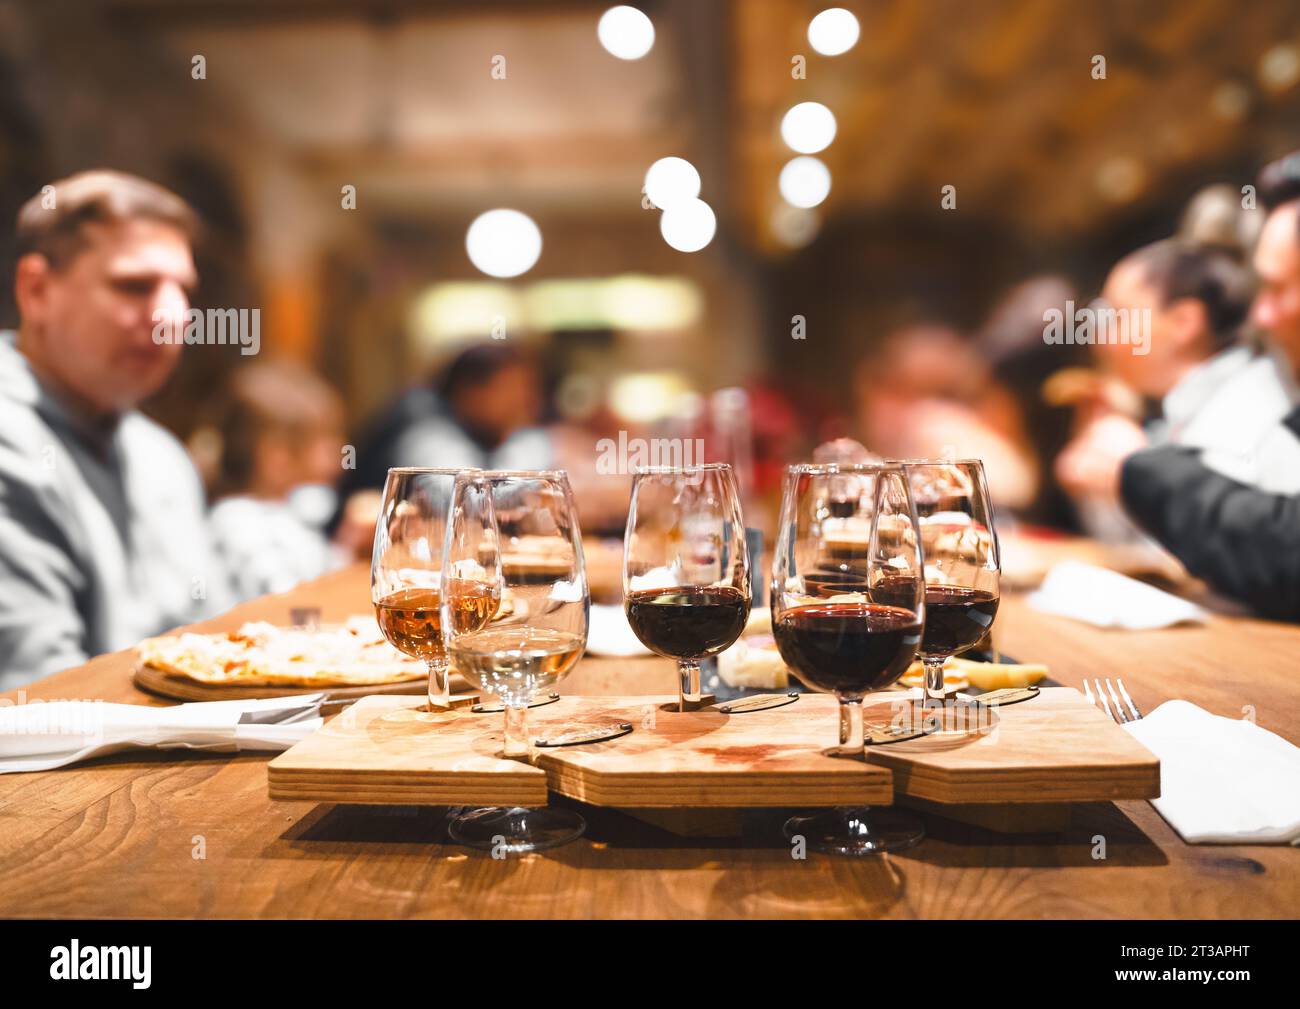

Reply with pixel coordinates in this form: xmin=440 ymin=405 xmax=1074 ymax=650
xmin=1057 ymin=239 xmax=1298 ymax=508
xmin=548 ymin=401 xmax=631 ymax=538
xmin=1117 ymin=155 xmax=1300 ymax=619
xmin=336 ymin=342 xmax=552 ymax=509
xmin=978 ymin=275 xmax=1087 ymax=529
xmin=1178 ymin=183 xmax=1264 ymax=252
xmin=199 ymin=360 xmax=366 ymax=602
xmin=855 ymin=323 xmax=1038 ymax=511
xmin=0 ymin=170 xmax=230 ymax=687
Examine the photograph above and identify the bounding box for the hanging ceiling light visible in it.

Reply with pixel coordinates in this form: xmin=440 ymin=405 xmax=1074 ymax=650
xmin=598 ymin=6 xmax=655 ymax=61
xmin=779 ymin=156 xmax=832 ymax=209
xmin=644 ymin=157 xmax=702 ymax=210
xmin=781 ymin=102 xmax=837 ymax=154
xmin=660 ymin=199 xmax=717 ymax=252
xmin=808 ymin=8 xmax=860 ymax=57
xmin=466 ymin=209 xmax=542 ymax=278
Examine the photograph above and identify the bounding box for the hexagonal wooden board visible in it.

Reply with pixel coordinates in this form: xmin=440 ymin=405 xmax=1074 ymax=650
xmin=267 ymin=688 xmax=1158 ymax=810
xmin=268 ymin=693 xmax=894 ymax=808
xmin=865 ymin=686 xmax=1160 ymax=804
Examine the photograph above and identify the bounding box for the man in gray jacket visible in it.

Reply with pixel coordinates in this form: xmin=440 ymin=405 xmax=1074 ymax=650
xmin=0 ymin=170 xmax=230 ymax=689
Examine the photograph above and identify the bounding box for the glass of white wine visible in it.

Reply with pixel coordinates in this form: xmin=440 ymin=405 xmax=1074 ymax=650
xmin=440 ymin=469 xmax=590 ymax=853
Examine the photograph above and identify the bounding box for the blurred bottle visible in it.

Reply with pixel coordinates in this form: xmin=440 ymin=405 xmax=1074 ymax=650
xmin=709 ymin=387 xmax=755 ymax=508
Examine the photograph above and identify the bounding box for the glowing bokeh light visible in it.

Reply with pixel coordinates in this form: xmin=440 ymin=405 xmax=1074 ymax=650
xmin=781 ymin=102 xmax=837 ymax=154
xmin=465 ymin=209 xmax=542 ymax=278
xmin=779 ymin=156 xmax=832 ymax=209
xmin=660 ymin=198 xmax=717 ymax=252
xmin=644 ymin=157 xmax=701 ymax=210
xmin=808 ymin=8 xmax=860 ymax=57
xmin=598 ymin=6 xmax=655 ymax=61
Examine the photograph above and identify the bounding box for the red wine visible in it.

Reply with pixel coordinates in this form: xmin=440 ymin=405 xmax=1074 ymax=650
xmin=873 ymin=577 xmax=999 ymax=657
xmin=919 ymin=585 xmax=999 ymax=656
xmin=625 ymin=585 xmax=750 ymax=660
xmin=803 ymin=569 xmax=871 ymax=597
xmin=773 ymin=603 xmax=922 ymax=695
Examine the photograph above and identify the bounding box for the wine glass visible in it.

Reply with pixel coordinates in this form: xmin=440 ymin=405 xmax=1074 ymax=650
xmin=897 ymin=459 xmax=1001 ymax=711
xmin=441 ymin=469 xmax=590 ymax=853
xmin=371 ymin=467 xmax=494 ymax=710
xmin=623 ymin=463 xmax=751 ymax=711
xmin=771 ymin=462 xmax=927 ymax=855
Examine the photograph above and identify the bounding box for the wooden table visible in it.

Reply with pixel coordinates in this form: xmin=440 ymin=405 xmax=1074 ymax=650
xmin=1 ymin=562 xmax=1296 ymax=920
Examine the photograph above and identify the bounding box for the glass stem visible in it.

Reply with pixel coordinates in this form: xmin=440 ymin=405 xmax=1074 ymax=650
xmin=678 ymin=659 xmax=702 ymax=711
xmin=838 ymin=696 xmax=865 ymax=753
xmin=923 ymin=655 xmax=948 ymax=706
xmin=427 ymin=658 xmax=451 ymax=709
xmin=502 ymin=703 xmax=530 ymax=760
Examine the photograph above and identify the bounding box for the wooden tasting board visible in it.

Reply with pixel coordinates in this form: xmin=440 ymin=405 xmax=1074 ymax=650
xmin=269 ymin=693 xmax=895 ymax=808
xmin=267 ymin=688 xmax=1159 ymax=810
xmin=866 ymin=686 xmax=1161 ymax=804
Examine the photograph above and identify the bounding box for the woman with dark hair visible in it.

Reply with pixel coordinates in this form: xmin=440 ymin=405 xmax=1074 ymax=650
xmin=336 ymin=341 xmax=554 ymax=503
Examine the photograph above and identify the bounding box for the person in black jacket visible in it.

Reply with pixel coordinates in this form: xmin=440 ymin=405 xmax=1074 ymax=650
xmin=1119 ymin=154 xmax=1300 ymax=620
xmin=1121 ymin=410 xmax=1300 ymax=621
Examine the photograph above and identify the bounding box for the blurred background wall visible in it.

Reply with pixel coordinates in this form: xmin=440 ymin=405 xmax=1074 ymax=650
xmin=2 ymin=0 xmax=1300 ymax=450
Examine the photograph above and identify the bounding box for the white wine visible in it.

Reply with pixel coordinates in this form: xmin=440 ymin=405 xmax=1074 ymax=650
xmin=448 ymin=626 xmax=584 ymax=700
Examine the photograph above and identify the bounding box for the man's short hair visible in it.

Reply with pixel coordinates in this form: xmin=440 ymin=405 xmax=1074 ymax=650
xmin=1257 ymin=151 xmax=1300 ymax=211
xmin=15 ymin=169 xmax=198 ymax=269
xmin=1124 ymin=239 xmax=1253 ymax=351
xmin=437 ymin=342 xmax=532 ymax=402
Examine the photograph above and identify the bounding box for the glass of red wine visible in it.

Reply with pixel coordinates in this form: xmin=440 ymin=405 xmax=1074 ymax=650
xmin=623 ymin=463 xmax=751 ymax=711
xmin=771 ymin=461 xmax=927 ymax=855
xmin=897 ymin=459 xmax=1001 ymax=716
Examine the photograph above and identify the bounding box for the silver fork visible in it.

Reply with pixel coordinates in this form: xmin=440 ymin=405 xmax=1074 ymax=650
xmin=1084 ymin=678 xmax=1143 ymax=723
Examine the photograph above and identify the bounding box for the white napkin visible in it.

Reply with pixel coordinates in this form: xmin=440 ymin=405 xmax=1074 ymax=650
xmin=585 ymin=604 xmax=653 ymax=657
xmin=1124 ymin=700 xmax=1300 ymax=845
xmin=1027 ymin=561 xmax=1205 ymax=629
xmin=0 ymin=694 xmax=325 ymax=774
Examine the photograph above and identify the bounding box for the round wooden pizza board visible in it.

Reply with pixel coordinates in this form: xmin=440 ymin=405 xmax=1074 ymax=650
xmin=132 ymin=662 xmax=474 ymax=704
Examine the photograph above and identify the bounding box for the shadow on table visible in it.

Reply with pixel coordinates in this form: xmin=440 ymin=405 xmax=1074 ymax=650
xmin=271 ymin=796 xmax=1167 ymax=875
xmin=902 ymin=800 xmax=1169 ymax=869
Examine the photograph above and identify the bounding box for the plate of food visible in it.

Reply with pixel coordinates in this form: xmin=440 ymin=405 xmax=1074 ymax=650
xmin=714 ymin=607 xmax=1050 ymax=700
xmin=133 ymin=615 xmax=456 ymax=702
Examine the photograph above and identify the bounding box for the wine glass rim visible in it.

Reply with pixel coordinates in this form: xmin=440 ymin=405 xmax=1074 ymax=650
xmin=387 ymin=466 xmax=479 ymax=475
xmin=476 ymin=468 xmax=570 ymax=480
xmin=786 ymin=461 xmax=903 ymax=475
xmin=889 ymin=457 xmax=986 ymax=468
xmin=631 ymin=462 xmax=733 ymax=474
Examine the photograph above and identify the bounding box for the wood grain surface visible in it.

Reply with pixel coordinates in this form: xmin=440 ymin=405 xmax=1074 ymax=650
xmin=1 ymin=560 xmax=1296 ymax=920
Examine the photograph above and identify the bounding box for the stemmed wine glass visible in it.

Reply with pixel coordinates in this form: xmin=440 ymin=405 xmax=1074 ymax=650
xmin=897 ymin=459 xmax=1001 ymax=712
xmin=771 ymin=462 xmax=927 ymax=855
xmin=623 ymin=463 xmax=751 ymax=711
xmin=372 ymin=467 xmax=496 ymax=710
xmin=441 ymin=469 xmax=590 ymax=853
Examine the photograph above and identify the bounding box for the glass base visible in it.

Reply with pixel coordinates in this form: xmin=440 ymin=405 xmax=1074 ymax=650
xmin=917 ymin=694 xmax=998 ymax=737
xmin=448 ymin=805 xmax=586 ymax=854
xmin=783 ymin=807 xmax=925 ymax=856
